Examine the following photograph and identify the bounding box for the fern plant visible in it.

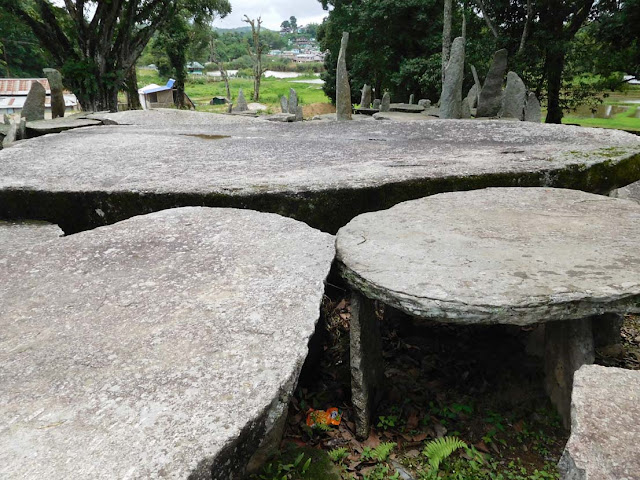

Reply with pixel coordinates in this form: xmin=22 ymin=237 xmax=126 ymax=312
xmin=328 ymin=447 xmax=349 ymax=464
xmin=422 ymin=436 xmax=467 ymax=472
xmin=362 ymin=442 xmax=396 ymax=462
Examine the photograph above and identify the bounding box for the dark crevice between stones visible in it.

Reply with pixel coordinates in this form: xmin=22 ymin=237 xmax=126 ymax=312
xmin=1 ymin=152 xmax=639 ymax=236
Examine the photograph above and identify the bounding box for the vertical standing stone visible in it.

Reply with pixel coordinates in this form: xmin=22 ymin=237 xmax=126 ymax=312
xmin=280 ymin=96 xmax=288 ymax=113
xmin=477 ymin=49 xmax=508 ymax=118
xmin=380 ymin=92 xmax=391 ymax=112
xmin=2 ymin=116 xmax=18 ymax=147
xmin=287 ymin=88 xmax=298 ymax=115
xmin=524 ymin=92 xmax=542 ymax=123
xmin=350 ymin=292 xmax=385 ymax=440
xmin=235 ymin=89 xmax=248 ymax=112
xmin=409 ymin=94 xmax=415 ymax=105
xmin=336 ymin=32 xmax=352 ymax=121
xmin=500 ymin=71 xmax=527 ymax=119
xmin=43 ymin=68 xmax=65 ymax=119
xmin=461 ymin=97 xmax=471 ymax=118
xmin=471 ymin=64 xmax=482 ymax=106
xmin=295 ymin=106 xmax=304 ymax=122
xmin=439 ymin=36 xmax=465 ymax=119
xmin=544 ymin=318 xmax=595 ymax=428
xmin=372 ymin=99 xmax=381 ymax=110
xmin=465 ymin=84 xmax=478 ymax=109
xmin=21 ymin=82 xmax=46 ymax=121
xmin=360 ymin=84 xmax=372 ymax=108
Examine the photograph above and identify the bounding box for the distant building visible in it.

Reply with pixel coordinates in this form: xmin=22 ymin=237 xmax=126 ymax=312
xmin=187 ymin=62 xmax=205 ymax=75
xmin=0 ymin=78 xmax=79 ymax=117
xmin=138 ymin=78 xmax=195 ymax=110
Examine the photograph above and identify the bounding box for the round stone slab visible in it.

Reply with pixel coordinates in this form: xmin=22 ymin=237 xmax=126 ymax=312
xmin=0 ymin=208 xmax=334 ymax=479
xmin=337 ymin=188 xmax=640 ymax=325
xmin=1 ymin=110 xmax=639 ymax=234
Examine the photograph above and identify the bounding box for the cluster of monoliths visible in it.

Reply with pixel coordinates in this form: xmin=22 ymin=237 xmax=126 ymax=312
xmin=43 ymin=68 xmax=65 ymax=119
xmin=360 ymin=84 xmax=372 ymax=109
xmin=474 ymin=50 xmax=541 ymax=122
xmin=336 ymin=32 xmax=352 ymax=121
xmin=440 ymin=37 xmax=466 ymax=119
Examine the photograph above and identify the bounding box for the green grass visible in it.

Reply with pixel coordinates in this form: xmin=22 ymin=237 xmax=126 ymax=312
xmin=136 ymin=68 xmax=330 ymax=113
xmin=563 ymin=105 xmax=640 ymax=132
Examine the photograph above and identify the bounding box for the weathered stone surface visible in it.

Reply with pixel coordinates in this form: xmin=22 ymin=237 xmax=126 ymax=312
xmin=280 ymin=96 xmax=288 ymax=113
xmin=372 ymin=99 xmax=381 ymax=109
xmin=336 ymin=188 xmax=640 ymax=325
xmin=2 ymin=117 xmax=17 ymax=147
xmin=350 ymin=292 xmax=385 ymax=440
xmin=610 ymin=179 xmax=640 ymax=204
xmin=1 ymin=110 xmax=639 ymax=235
xmin=295 ymin=106 xmax=304 ymax=122
xmin=336 ymin=32 xmax=352 ymax=121
xmin=544 ymin=318 xmax=595 ymax=428
xmin=21 ymin=82 xmax=46 ymax=122
xmin=0 ymin=207 xmax=335 ymax=480
xmin=440 ymin=37 xmax=465 ymax=119
xmin=559 ymin=365 xmax=640 ymax=480
xmin=477 ymin=49 xmax=508 ymax=117
xmin=465 ymin=84 xmax=479 ymax=109
xmin=25 ymin=117 xmax=102 ymax=136
xmin=264 ymin=113 xmax=297 ymax=122
xmin=418 ymin=99 xmax=431 ymax=107
xmin=234 ymin=88 xmax=249 ymax=112
xmin=471 ymin=64 xmax=482 ymax=104
xmin=287 ymin=88 xmax=298 ymax=115
xmin=360 ymin=84 xmax=372 ymax=108
xmin=409 ymin=94 xmax=415 ymax=105
xmin=461 ymin=97 xmax=471 ymax=118
xmin=43 ymin=68 xmax=65 ymax=119
xmin=501 ymin=71 xmax=527 ymax=119
xmin=524 ymin=92 xmax=542 ymax=123
xmin=389 ymin=103 xmax=425 ymax=113
xmin=0 ymin=220 xmax=62 ymax=249
xmin=380 ymin=92 xmax=391 ymax=112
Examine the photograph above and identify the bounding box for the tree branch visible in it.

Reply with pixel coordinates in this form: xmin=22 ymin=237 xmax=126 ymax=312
xmin=475 ymin=0 xmax=499 ymax=39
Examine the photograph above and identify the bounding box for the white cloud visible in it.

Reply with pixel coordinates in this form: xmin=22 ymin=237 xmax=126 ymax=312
xmin=214 ymin=0 xmax=329 ymax=30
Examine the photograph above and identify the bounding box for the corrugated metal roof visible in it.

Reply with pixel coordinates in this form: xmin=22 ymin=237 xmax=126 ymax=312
xmin=0 ymin=78 xmax=51 ymax=96
xmin=0 ymin=94 xmax=78 ymax=109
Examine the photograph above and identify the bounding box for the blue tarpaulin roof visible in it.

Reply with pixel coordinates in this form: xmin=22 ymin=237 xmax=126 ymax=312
xmin=140 ymin=78 xmax=175 ymax=94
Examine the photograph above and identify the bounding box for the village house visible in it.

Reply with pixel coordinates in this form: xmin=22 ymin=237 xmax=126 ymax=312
xmin=0 ymin=78 xmax=79 ymax=117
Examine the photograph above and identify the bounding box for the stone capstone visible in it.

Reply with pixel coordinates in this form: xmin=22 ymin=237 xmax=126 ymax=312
xmin=21 ymin=82 xmax=46 ymax=122
xmin=610 ymin=180 xmax=640 ymax=204
xmin=501 ymin=71 xmax=527 ymax=119
xmin=336 ymin=188 xmax=640 ymax=325
xmin=440 ymin=37 xmax=465 ymax=119
xmin=43 ymin=68 xmax=65 ymax=119
xmin=360 ymin=84 xmax=372 ymax=108
xmin=234 ymin=89 xmax=249 ymax=112
xmin=558 ymin=365 xmax=640 ymax=480
xmin=0 ymin=220 xmax=63 ymax=249
xmin=26 ymin=118 xmax=102 ymax=137
xmin=524 ymin=92 xmax=542 ymax=123
xmin=477 ymin=49 xmax=508 ymax=117
xmin=0 ymin=207 xmax=335 ymax=480
xmin=389 ymin=104 xmax=425 ymax=113
xmin=264 ymin=113 xmax=297 ymax=122
xmin=380 ymin=92 xmax=391 ymax=112
xmin=287 ymin=89 xmax=298 ymax=115
xmin=336 ymin=32 xmax=352 ymax=121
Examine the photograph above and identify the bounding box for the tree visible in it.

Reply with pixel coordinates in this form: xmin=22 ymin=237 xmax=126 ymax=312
xmin=243 ymin=15 xmax=266 ymax=101
xmin=280 ymin=20 xmax=292 ymax=33
xmin=1 ymin=0 xmax=230 ymax=112
xmin=289 ymin=16 xmax=298 ymax=33
xmin=0 ymin=6 xmax=52 ymax=77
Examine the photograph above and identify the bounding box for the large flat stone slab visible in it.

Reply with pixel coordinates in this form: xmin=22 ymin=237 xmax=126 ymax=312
xmin=0 ymin=220 xmax=62 ymax=249
xmin=610 ymin=179 xmax=640 ymax=204
xmin=336 ymin=188 xmax=640 ymax=325
xmin=0 ymin=207 xmax=334 ymax=479
xmin=1 ymin=110 xmax=639 ymax=234
xmin=25 ymin=117 xmax=102 ymax=136
xmin=559 ymin=365 xmax=640 ymax=479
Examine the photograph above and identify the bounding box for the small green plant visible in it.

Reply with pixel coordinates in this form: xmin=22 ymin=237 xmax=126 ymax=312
xmin=328 ymin=447 xmax=349 ymax=464
xmin=422 ymin=436 xmax=467 ymax=472
xmin=362 ymin=442 xmax=397 ymax=462
xmin=255 ymin=453 xmax=311 ymax=480
xmin=363 ymin=464 xmax=400 ymax=480
xmin=377 ymin=415 xmax=399 ymax=430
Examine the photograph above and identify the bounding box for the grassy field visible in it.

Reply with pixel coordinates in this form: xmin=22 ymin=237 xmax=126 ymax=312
xmin=137 ymin=69 xmax=330 ymax=114
xmin=562 ymin=88 xmax=640 ymax=133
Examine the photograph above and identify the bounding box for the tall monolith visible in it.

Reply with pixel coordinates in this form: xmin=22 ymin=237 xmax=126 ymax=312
xmin=524 ymin=92 xmax=542 ymax=123
xmin=43 ymin=68 xmax=65 ymax=119
xmin=380 ymin=92 xmax=391 ymax=112
xmin=477 ymin=49 xmax=508 ymax=117
xmin=21 ymin=82 xmax=46 ymax=121
xmin=360 ymin=84 xmax=372 ymax=108
xmin=439 ymin=37 xmax=465 ymax=119
xmin=501 ymin=71 xmax=527 ymax=119
xmin=280 ymin=96 xmax=288 ymax=113
xmin=288 ymin=88 xmax=298 ymax=115
xmin=471 ymin=64 xmax=482 ymax=105
xmin=336 ymin=32 xmax=352 ymax=121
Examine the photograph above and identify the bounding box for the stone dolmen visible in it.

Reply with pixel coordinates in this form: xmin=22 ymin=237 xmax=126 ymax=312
xmin=336 ymin=188 xmax=640 ymax=438
xmin=0 ymin=207 xmax=335 ymax=479
xmin=559 ymin=365 xmax=640 ymax=479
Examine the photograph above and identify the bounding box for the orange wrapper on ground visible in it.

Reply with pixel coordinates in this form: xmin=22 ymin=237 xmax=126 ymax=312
xmin=306 ymin=408 xmax=342 ymax=428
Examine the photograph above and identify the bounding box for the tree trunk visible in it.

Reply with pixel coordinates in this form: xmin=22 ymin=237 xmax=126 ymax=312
xmin=218 ymin=63 xmax=231 ymax=100
xmin=124 ymin=66 xmax=142 ymax=110
xmin=442 ymin=0 xmax=453 ymax=84
xmin=545 ymin=46 xmax=566 ymax=124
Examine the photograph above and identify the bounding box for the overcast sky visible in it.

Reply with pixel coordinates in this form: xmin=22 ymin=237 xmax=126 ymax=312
xmin=215 ymin=0 xmax=329 ymax=30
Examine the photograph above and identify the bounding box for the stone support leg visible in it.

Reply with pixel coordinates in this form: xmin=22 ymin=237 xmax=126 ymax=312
xmin=544 ymin=318 xmax=594 ymax=429
xmin=350 ymin=291 xmax=385 ymax=440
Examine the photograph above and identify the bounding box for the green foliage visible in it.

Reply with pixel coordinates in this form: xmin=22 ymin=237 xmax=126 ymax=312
xmin=362 ymin=442 xmax=396 ymax=462
xmin=255 ymin=452 xmax=311 ymax=480
xmin=377 ymin=415 xmax=399 ymax=430
xmin=328 ymin=447 xmax=349 ymax=464
xmin=422 ymin=436 xmax=467 ymax=473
